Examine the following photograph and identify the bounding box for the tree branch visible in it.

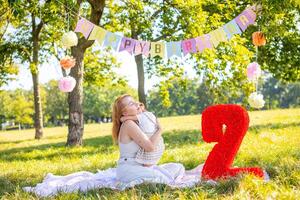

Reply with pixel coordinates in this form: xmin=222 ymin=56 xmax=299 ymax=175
xmin=153 ymin=17 xmax=181 ymax=42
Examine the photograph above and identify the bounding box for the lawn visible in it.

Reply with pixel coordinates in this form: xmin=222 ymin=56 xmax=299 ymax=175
xmin=0 ymin=108 xmax=300 ymax=199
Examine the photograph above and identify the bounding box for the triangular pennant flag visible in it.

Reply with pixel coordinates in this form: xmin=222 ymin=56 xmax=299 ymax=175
xmin=103 ymin=32 xmax=122 ymax=51
xmin=134 ymin=40 xmax=150 ymax=56
xmin=235 ymin=8 xmax=256 ymax=31
xmin=195 ymin=34 xmax=213 ymax=52
xmin=88 ymin=26 xmax=107 ymax=45
xmin=119 ymin=37 xmax=136 ymax=54
xmin=150 ymin=42 xmax=165 ymax=58
xmin=166 ymin=41 xmax=182 ymax=58
xmin=208 ymin=27 xmax=228 ymax=47
xmin=223 ymin=20 xmax=242 ymax=39
xmin=74 ymin=18 xmax=94 ymax=39
xmin=181 ymin=39 xmax=197 ymax=56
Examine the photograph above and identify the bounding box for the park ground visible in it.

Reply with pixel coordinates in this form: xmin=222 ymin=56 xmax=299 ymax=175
xmin=0 ymin=108 xmax=300 ymax=199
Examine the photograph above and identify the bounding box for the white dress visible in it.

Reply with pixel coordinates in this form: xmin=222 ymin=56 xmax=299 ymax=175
xmin=23 ymin=124 xmax=205 ymax=197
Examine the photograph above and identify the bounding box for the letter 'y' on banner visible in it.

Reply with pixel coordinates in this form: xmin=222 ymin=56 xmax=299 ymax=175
xmin=74 ymin=18 xmax=94 ymax=39
xmin=166 ymin=41 xmax=182 ymax=58
xmin=134 ymin=40 xmax=150 ymax=57
xmin=103 ymin=32 xmax=122 ymax=51
xmin=209 ymin=27 xmax=228 ymax=47
xmin=88 ymin=26 xmax=107 ymax=45
xmin=235 ymin=8 xmax=256 ymax=31
xmin=150 ymin=42 xmax=165 ymax=58
xmin=119 ymin=37 xmax=136 ymax=54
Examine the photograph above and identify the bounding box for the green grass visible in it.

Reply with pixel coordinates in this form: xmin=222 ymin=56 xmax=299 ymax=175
xmin=0 ymin=108 xmax=300 ymax=199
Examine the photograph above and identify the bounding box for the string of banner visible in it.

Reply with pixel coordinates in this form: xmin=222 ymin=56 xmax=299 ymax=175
xmin=58 ymin=4 xmax=266 ymax=109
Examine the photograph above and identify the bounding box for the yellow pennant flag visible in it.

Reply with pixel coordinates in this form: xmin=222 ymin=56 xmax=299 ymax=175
xmin=209 ymin=27 xmax=228 ymax=47
xmin=150 ymin=42 xmax=165 ymax=58
xmin=88 ymin=26 xmax=107 ymax=45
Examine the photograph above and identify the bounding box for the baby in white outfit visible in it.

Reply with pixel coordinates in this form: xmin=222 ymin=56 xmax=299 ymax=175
xmin=121 ymin=103 xmax=165 ymax=166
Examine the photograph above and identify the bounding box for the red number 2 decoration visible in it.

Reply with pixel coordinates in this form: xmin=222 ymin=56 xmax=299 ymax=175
xmin=201 ymin=104 xmax=264 ymax=180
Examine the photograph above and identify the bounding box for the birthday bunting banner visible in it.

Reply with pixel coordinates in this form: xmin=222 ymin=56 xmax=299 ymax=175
xmin=74 ymin=7 xmax=256 ymax=59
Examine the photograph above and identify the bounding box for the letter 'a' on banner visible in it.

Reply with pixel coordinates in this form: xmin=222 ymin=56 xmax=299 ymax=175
xmin=88 ymin=26 xmax=107 ymax=45
xmin=150 ymin=42 xmax=165 ymax=58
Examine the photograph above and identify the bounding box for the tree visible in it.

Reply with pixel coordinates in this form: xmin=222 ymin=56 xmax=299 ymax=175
xmin=3 ymin=0 xmax=65 ymax=139
xmin=63 ymin=0 xmax=105 ymax=146
xmin=0 ymin=1 xmax=19 ymax=87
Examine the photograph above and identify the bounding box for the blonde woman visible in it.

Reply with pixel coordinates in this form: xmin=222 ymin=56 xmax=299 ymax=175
xmin=112 ymin=94 xmax=185 ymax=184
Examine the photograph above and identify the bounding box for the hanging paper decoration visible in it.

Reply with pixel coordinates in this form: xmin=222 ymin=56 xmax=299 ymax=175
xmin=74 ymin=18 xmax=94 ymax=39
xmin=248 ymin=92 xmax=265 ymax=109
xmin=61 ymin=31 xmax=78 ymax=48
xmin=252 ymin=31 xmax=266 ymax=46
xmin=209 ymin=27 xmax=228 ymax=47
xmin=103 ymin=31 xmax=122 ymax=51
xmin=150 ymin=42 xmax=165 ymax=58
xmin=201 ymin=104 xmax=265 ymax=179
xmin=72 ymin=6 xmax=257 ymax=58
xmin=119 ymin=37 xmax=136 ymax=54
xmin=223 ymin=20 xmax=242 ymax=39
xmin=58 ymin=76 xmax=76 ymax=93
xmin=195 ymin=35 xmax=213 ymax=52
xmin=235 ymin=8 xmax=256 ymax=31
xmin=247 ymin=62 xmax=261 ymax=81
xmin=181 ymin=39 xmax=197 ymax=56
xmin=166 ymin=41 xmax=182 ymax=58
xmin=60 ymin=56 xmax=76 ymax=70
xmin=88 ymin=26 xmax=107 ymax=45
xmin=134 ymin=40 xmax=150 ymax=56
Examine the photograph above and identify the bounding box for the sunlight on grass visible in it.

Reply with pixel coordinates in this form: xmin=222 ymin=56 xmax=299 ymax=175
xmin=0 ymin=108 xmax=299 ymax=199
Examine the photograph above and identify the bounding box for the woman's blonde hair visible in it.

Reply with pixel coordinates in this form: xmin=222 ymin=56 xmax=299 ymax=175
xmin=112 ymin=94 xmax=131 ymax=144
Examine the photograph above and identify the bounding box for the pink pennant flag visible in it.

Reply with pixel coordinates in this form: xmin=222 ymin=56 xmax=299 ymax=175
xmin=195 ymin=34 xmax=213 ymax=52
xmin=119 ymin=37 xmax=136 ymax=54
xmin=134 ymin=40 xmax=150 ymax=57
xmin=181 ymin=39 xmax=197 ymax=55
xmin=235 ymin=8 xmax=256 ymax=31
xmin=74 ymin=18 xmax=94 ymax=39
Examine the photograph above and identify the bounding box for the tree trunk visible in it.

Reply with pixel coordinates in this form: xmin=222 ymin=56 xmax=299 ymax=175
xmin=66 ymin=47 xmax=84 ymax=146
xmin=31 ymin=14 xmax=44 ymax=139
xmin=134 ymin=54 xmax=147 ymax=107
xmin=65 ymin=0 xmax=105 ymax=146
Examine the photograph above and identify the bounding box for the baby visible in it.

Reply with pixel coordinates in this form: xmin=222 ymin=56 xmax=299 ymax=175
xmin=120 ymin=103 xmax=165 ymax=166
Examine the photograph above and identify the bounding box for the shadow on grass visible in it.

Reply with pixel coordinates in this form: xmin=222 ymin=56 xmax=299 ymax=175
xmin=1 ymin=121 xmax=300 ymax=163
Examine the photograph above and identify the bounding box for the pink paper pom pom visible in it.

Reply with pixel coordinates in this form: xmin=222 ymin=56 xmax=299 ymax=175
xmin=58 ymin=76 xmax=76 ymax=92
xmin=247 ymin=62 xmax=261 ymax=81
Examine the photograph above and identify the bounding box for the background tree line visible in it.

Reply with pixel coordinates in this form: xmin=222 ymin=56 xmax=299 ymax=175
xmin=1 ymin=74 xmax=299 ymax=130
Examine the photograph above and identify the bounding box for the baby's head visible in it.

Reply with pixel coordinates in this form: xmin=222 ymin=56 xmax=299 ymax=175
xmin=139 ymin=102 xmax=146 ymax=112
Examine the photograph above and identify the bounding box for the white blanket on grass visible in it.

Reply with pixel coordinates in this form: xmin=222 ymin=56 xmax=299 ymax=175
xmin=23 ymin=163 xmax=207 ymax=197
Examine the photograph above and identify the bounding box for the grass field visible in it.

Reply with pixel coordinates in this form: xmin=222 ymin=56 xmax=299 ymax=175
xmin=0 ymin=108 xmax=300 ymax=199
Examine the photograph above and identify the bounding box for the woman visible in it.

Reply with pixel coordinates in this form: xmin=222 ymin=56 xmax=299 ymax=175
xmin=112 ymin=94 xmax=195 ymax=185
xmin=23 ymin=94 xmax=202 ymax=197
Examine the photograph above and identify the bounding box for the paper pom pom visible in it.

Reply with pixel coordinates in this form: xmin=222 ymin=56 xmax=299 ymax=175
xmin=247 ymin=62 xmax=261 ymax=81
xmin=60 ymin=56 xmax=76 ymax=70
xmin=248 ymin=92 xmax=265 ymax=109
xmin=252 ymin=31 xmax=266 ymax=46
xmin=58 ymin=76 xmax=76 ymax=92
xmin=61 ymin=31 xmax=78 ymax=48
